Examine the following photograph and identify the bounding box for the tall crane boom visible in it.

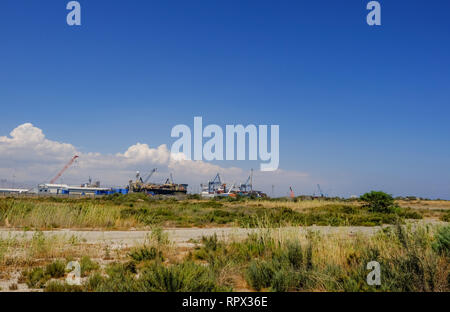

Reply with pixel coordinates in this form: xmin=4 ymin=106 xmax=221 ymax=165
xmin=317 ymin=184 xmax=324 ymax=197
xmin=143 ymin=168 xmax=157 ymax=184
xmin=50 ymin=155 xmax=79 ymax=184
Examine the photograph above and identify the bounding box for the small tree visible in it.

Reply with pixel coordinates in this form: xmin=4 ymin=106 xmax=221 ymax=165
xmin=360 ymin=191 xmax=395 ymax=213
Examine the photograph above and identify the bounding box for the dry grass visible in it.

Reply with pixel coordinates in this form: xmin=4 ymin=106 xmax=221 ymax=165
xmin=0 ymin=232 xmax=103 ymax=270
xmin=224 ymin=199 xmax=354 ymax=211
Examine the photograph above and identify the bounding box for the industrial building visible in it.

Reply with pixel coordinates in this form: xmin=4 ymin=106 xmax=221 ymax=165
xmin=0 ymin=188 xmax=30 ymax=195
xmin=37 ymin=184 xmax=127 ymax=196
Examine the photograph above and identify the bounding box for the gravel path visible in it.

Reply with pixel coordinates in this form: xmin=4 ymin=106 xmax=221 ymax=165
xmin=0 ymin=225 xmax=385 ymax=248
xmin=0 ymin=220 xmax=445 ymax=248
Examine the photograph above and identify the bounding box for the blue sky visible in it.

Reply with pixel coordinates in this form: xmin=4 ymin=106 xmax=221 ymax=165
xmin=0 ymin=0 xmax=449 ymax=198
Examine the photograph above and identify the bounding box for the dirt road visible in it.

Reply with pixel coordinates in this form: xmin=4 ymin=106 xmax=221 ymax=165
xmin=0 ymin=220 xmax=445 ymax=248
xmin=0 ymin=225 xmax=386 ymax=248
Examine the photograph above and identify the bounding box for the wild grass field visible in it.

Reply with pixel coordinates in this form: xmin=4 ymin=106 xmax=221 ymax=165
xmin=0 ymin=194 xmax=448 ymax=292
xmin=0 ymin=224 xmax=448 ymax=292
xmin=0 ymin=193 xmax=445 ymax=230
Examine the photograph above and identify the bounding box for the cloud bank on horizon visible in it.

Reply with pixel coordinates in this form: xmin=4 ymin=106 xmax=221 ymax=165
xmin=0 ymin=123 xmax=309 ymax=196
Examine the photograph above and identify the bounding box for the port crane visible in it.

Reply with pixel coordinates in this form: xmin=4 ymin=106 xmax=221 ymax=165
xmin=49 ymin=155 xmax=79 ymax=184
xmin=141 ymin=168 xmax=157 ymax=184
xmin=164 ymin=173 xmax=174 ymax=185
xmin=239 ymin=169 xmax=253 ymax=192
xmin=316 ymin=184 xmax=325 ymax=197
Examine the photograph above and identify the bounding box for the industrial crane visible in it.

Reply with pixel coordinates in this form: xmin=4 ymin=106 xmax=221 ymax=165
xmin=143 ymin=168 xmax=157 ymax=184
xmin=164 ymin=173 xmax=174 ymax=185
xmin=239 ymin=169 xmax=253 ymax=192
xmin=49 ymin=155 xmax=79 ymax=184
xmin=316 ymin=184 xmax=325 ymax=197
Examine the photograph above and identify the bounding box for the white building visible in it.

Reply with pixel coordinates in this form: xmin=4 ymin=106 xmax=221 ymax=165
xmin=38 ymin=183 xmax=112 ymax=195
xmin=0 ymin=188 xmax=30 ymax=194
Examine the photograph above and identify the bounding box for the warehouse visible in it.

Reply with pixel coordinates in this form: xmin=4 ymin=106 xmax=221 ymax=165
xmin=38 ymin=184 xmax=125 ymax=196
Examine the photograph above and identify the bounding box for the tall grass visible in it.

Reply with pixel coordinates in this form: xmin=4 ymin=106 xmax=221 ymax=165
xmin=33 ymin=224 xmax=450 ymax=292
xmin=0 ymin=197 xmax=426 ymax=229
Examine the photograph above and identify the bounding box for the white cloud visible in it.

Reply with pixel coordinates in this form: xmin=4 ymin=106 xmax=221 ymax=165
xmin=0 ymin=123 xmax=310 ymax=195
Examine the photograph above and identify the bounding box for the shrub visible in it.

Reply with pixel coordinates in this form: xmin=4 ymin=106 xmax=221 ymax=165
xmin=45 ymin=260 xmax=66 ymax=278
xmin=441 ymin=211 xmax=450 ymax=222
xmin=84 ymin=272 xmax=104 ymax=291
xmin=80 ymin=256 xmax=100 ymax=277
xmin=139 ymin=262 xmax=225 ymax=292
xmin=23 ymin=267 xmax=50 ymax=288
xmin=93 ymin=263 xmax=140 ymax=292
xmin=271 ymin=270 xmax=293 ymax=292
xmin=245 ymin=259 xmax=278 ymax=291
xmin=45 ymin=281 xmax=83 ymax=292
xmin=129 ymin=246 xmax=163 ymax=262
xmin=432 ymin=225 xmax=450 ymax=256
xmin=286 ymin=241 xmax=303 ymax=270
xmin=360 ymin=191 xmax=395 ymax=213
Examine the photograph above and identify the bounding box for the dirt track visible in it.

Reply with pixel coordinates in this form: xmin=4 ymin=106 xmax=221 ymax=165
xmin=0 ymin=220 xmax=446 ymax=248
xmin=0 ymin=225 xmax=399 ymax=248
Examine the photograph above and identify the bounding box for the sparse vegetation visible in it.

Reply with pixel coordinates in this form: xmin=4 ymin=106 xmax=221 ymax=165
xmin=0 ymin=195 xmax=448 ymax=292
xmin=24 ymin=224 xmax=445 ymax=292
xmin=0 ymin=195 xmax=433 ymax=229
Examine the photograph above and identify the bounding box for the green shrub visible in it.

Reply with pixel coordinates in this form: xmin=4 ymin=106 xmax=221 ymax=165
xmin=93 ymin=263 xmax=140 ymax=292
xmin=45 ymin=260 xmax=66 ymax=278
xmin=129 ymin=246 xmax=163 ymax=262
xmin=271 ymin=270 xmax=293 ymax=292
xmin=23 ymin=267 xmax=50 ymax=288
xmin=432 ymin=225 xmax=450 ymax=256
xmin=441 ymin=211 xmax=450 ymax=222
xmin=45 ymin=281 xmax=83 ymax=292
xmin=360 ymin=191 xmax=395 ymax=213
xmin=80 ymin=256 xmax=100 ymax=277
xmin=286 ymin=241 xmax=303 ymax=270
xmin=84 ymin=272 xmax=104 ymax=291
xmin=139 ymin=262 xmax=226 ymax=292
xmin=245 ymin=259 xmax=278 ymax=291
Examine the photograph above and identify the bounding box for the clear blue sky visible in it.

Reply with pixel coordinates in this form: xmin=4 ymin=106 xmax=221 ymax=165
xmin=1 ymin=0 xmax=449 ymax=198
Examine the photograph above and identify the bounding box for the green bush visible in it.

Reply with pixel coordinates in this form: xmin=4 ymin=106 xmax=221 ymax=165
xmin=45 ymin=260 xmax=66 ymax=278
xmin=245 ymin=259 xmax=279 ymax=291
xmin=139 ymin=262 xmax=226 ymax=292
xmin=432 ymin=225 xmax=450 ymax=256
xmin=271 ymin=270 xmax=292 ymax=292
xmin=441 ymin=211 xmax=450 ymax=222
xmin=129 ymin=246 xmax=163 ymax=262
xmin=23 ymin=267 xmax=50 ymax=288
xmin=80 ymin=256 xmax=100 ymax=277
xmin=93 ymin=263 xmax=140 ymax=292
xmin=360 ymin=191 xmax=395 ymax=213
xmin=84 ymin=272 xmax=104 ymax=291
xmin=286 ymin=241 xmax=303 ymax=270
xmin=45 ymin=281 xmax=83 ymax=292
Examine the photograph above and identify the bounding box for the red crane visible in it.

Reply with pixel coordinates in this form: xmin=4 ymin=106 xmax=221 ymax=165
xmin=49 ymin=155 xmax=79 ymax=184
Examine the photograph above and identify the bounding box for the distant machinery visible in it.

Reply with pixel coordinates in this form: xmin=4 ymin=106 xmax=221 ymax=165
xmin=128 ymin=169 xmax=187 ymax=195
xmin=314 ymin=184 xmax=327 ymax=198
xmin=201 ymin=170 xmax=266 ymax=198
xmin=202 ymin=173 xmax=224 ymax=194
xmin=49 ymin=155 xmax=79 ymax=184
xmin=143 ymin=168 xmax=157 ymax=184
xmin=239 ymin=169 xmax=253 ymax=193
